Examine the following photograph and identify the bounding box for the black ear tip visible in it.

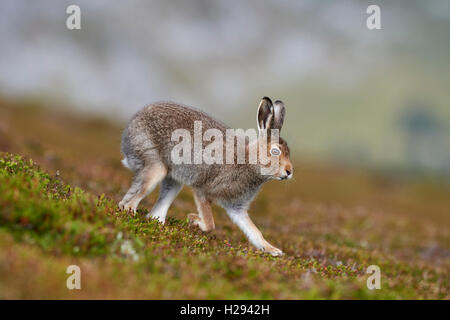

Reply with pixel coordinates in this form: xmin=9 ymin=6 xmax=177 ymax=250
xmin=261 ymin=96 xmax=273 ymax=104
xmin=274 ymin=100 xmax=284 ymax=105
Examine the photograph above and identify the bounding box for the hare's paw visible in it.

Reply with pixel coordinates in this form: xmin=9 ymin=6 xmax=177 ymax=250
xmin=118 ymin=200 xmax=137 ymax=215
xmin=263 ymin=244 xmax=284 ymax=257
xmin=188 ymin=213 xmax=201 ymax=227
xmin=187 ymin=213 xmax=211 ymax=232
xmin=146 ymin=214 xmax=165 ymax=224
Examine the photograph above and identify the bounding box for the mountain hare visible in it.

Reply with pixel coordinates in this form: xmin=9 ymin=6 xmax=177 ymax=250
xmin=119 ymin=97 xmax=293 ymax=256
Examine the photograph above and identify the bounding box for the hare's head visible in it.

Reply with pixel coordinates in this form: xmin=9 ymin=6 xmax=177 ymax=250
xmin=256 ymin=97 xmax=293 ymax=181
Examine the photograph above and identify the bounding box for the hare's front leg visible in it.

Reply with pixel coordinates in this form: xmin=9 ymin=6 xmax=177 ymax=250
xmin=227 ymin=209 xmax=283 ymax=256
xmin=188 ymin=191 xmax=215 ymax=232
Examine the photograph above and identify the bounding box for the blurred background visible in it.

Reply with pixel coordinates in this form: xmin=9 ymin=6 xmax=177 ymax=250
xmin=0 ymin=0 xmax=449 ymax=178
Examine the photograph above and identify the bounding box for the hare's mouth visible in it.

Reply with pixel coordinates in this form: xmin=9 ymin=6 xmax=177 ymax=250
xmin=278 ymin=174 xmax=292 ymax=181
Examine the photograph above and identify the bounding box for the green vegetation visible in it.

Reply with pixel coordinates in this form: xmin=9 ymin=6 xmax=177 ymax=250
xmin=0 ymin=99 xmax=448 ymax=299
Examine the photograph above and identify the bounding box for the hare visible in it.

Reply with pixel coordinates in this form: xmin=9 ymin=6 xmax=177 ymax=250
xmin=119 ymin=97 xmax=293 ymax=256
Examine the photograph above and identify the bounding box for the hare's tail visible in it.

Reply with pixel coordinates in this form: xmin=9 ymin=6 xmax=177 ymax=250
xmin=121 ymin=157 xmax=132 ymax=170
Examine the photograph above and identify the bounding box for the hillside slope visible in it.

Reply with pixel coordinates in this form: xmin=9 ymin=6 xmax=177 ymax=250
xmin=0 ymin=99 xmax=448 ymax=299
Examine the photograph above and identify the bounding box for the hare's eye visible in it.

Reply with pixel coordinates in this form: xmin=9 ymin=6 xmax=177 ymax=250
xmin=270 ymin=147 xmax=281 ymax=156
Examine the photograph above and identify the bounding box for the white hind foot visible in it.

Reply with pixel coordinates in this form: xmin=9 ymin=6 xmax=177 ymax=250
xmin=118 ymin=200 xmax=137 ymax=214
xmin=119 ymin=162 xmax=167 ymax=216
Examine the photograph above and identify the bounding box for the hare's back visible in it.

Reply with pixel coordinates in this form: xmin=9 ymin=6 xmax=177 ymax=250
xmin=125 ymin=102 xmax=227 ymax=165
xmin=138 ymin=101 xmax=228 ymax=140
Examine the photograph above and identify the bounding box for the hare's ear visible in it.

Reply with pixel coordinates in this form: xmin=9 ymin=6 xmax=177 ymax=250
xmin=272 ymin=100 xmax=285 ymax=132
xmin=257 ymin=97 xmax=274 ymax=131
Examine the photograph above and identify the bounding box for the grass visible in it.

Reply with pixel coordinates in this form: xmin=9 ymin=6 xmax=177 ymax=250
xmin=0 ymin=98 xmax=448 ymax=299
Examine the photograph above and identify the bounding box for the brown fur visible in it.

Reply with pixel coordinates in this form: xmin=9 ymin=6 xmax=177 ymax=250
xmin=119 ymin=98 xmax=293 ymax=256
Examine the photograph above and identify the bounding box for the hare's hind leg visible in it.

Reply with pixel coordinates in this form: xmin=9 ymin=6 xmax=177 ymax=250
xmin=188 ymin=191 xmax=215 ymax=232
xmin=119 ymin=162 xmax=167 ymax=214
xmin=146 ymin=177 xmax=182 ymax=223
